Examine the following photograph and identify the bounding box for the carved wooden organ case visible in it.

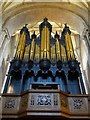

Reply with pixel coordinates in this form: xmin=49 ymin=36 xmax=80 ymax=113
xmin=4 ymin=18 xmax=85 ymax=94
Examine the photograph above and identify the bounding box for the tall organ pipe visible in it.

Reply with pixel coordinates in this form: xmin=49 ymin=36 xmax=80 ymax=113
xmin=29 ymin=32 xmax=36 ymax=61
xmin=61 ymin=24 xmax=75 ymax=61
xmin=15 ymin=25 xmax=30 ymax=61
xmin=15 ymin=32 xmax=26 ymax=60
xmin=54 ymin=32 xmax=61 ymax=61
xmin=39 ymin=18 xmax=52 ymax=60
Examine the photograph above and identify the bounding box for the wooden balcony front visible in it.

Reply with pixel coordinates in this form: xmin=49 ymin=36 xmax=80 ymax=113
xmin=0 ymin=90 xmax=89 ymax=119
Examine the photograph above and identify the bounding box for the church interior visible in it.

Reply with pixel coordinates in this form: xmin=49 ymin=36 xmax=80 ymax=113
xmin=0 ymin=1 xmax=90 ymax=120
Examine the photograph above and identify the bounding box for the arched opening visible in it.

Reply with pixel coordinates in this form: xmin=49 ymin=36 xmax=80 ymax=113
xmin=68 ymin=70 xmax=80 ymax=94
xmin=22 ymin=70 xmax=34 ymax=92
xmin=55 ymin=70 xmax=67 ymax=92
xmin=7 ymin=60 xmax=22 ymax=93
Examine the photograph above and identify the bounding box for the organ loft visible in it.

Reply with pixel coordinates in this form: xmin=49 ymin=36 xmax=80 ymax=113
xmin=1 ymin=18 xmax=89 ymax=120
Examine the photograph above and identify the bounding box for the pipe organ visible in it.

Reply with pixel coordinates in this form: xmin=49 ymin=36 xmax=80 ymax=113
xmin=4 ymin=18 xmax=85 ymax=94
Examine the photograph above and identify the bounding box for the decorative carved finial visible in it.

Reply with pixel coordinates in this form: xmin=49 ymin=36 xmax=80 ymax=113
xmin=56 ymin=31 xmax=58 ymax=35
xmin=65 ymin=23 xmax=67 ymax=27
xmin=44 ymin=17 xmax=48 ymax=22
xmin=31 ymin=31 xmax=36 ymax=39
xmin=34 ymin=31 xmax=35 ymax=35
xmin=55 ymin=31 xmax=59 ymax=39
xmin=25 ymin=24 xmax=28 ymax=27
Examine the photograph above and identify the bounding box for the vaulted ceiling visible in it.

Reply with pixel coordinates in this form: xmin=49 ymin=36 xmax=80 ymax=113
xmin=0 ymin=1 xmax=89 ymax=36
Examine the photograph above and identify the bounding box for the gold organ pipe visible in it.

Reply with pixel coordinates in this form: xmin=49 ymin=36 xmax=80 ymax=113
xmin=34 ymin=44 xmax=40 ymax=61
xmin=15 ymin=32 xmax=26 ymax=60
xmin=65 ymin=33 xmax=71 ymax=60
xmin=41 ymin=28 xmax=44 ymax=59
xmin=30 ymin=39 xmax=35 ymax=60
xmin=41 ymin=26 xmax=50 ymax=59
xmin=69 ymin=35 xmax=75 ymax=59
xmin=24 ymin=45 xmax=30 ymax=61
xmin=51 ymin=45 xmax=56 ymax=62
xmin=61 ymin=45 xmax=66 ymax=61
xmin=56 ymin=38 xmax=61 ymax=61
xmin=44 ymin=26 xmax=46 ymax=58
xmin=46 ymin=27 xmax=50 ymax=59
xmin=65 ymin=32 xmax=75 ymax=60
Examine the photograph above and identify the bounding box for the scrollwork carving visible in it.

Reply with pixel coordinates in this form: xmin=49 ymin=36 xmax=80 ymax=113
xmin=37 ymin=95 xmax=51 ymax=106
xmin=53 ymin=94 xmax=58 ymax=106
xmin=73 ymin=98 xmax=83 ymax=109
xmin=61 ymin=95 xmax=68 ymax=108
xmin=4 ymin=98 xmax=15 ymax=109
xmin=21 ymin=96 xmax=28 ymax=107
xmin=30 ymin=95 xmax=35 ymax=105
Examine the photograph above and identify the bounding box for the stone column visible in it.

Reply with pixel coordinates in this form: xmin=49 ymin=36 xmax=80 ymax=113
xmin=80 ymin=28 xmax=90 ymax=94
xmin=0 ymin=65 xmax=2 ymax=92
xmin=0 ymin=27 xmax=11 ymax=93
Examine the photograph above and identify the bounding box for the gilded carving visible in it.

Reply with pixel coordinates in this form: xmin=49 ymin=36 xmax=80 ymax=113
xmin=61 ymin=95 xmax=68 ymax=108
